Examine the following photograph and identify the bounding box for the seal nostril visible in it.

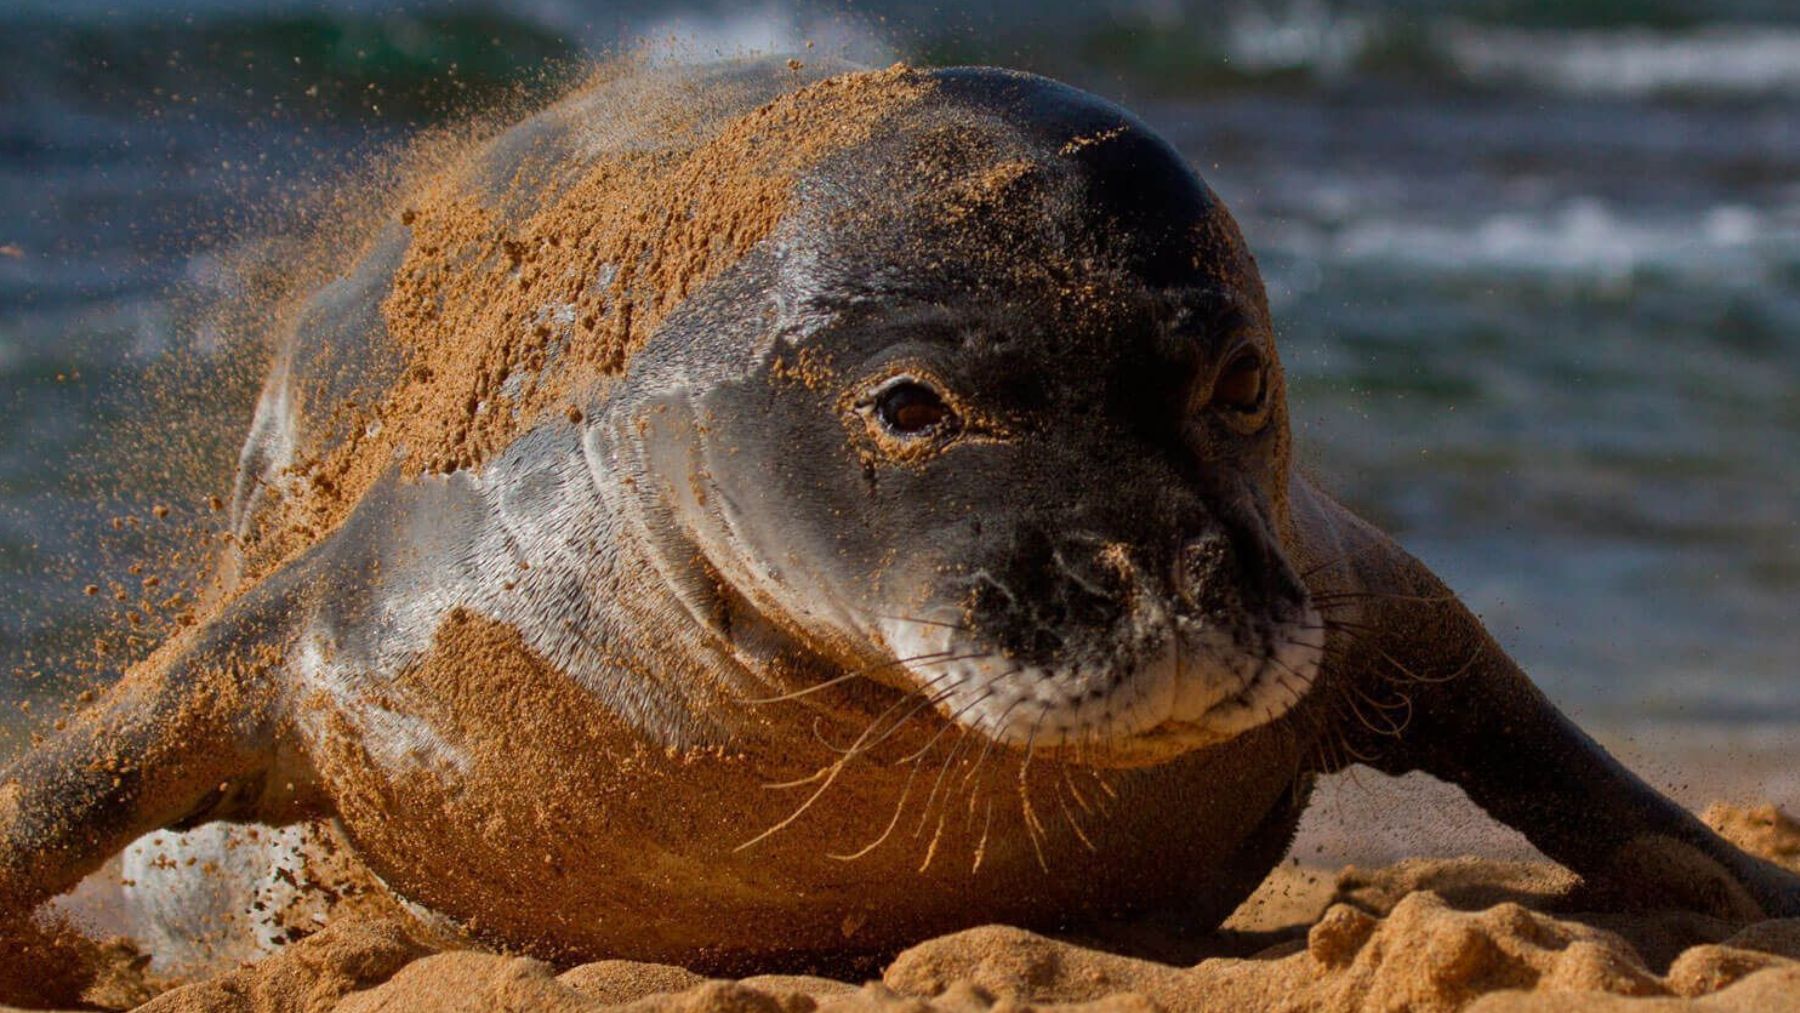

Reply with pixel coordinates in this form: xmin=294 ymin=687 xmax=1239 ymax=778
xmin=1177 ymin=532 xmax=1235 ymax=607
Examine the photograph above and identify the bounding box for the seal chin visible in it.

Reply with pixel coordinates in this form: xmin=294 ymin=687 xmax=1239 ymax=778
xmin=878 ymin=607 xmax=1325 ymax=767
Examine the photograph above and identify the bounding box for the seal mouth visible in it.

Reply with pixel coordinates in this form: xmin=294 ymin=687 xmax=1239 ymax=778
xmin=877 ymin=603 xmax=1325 ymax=765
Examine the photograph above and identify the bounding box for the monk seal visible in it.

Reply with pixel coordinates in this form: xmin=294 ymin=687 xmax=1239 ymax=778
xmin=1 ymin=57 xmax=1795 ymax=986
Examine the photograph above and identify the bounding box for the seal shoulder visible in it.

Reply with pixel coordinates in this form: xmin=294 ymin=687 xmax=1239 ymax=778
xmin=228 ymin=57 xmax=876 ymax=578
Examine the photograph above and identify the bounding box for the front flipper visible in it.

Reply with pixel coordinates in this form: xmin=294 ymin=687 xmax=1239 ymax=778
xmin=0 ymin=553 xmax=318 ymax=926
xmin=1297 ymin=483 xmax=1800 ymax=921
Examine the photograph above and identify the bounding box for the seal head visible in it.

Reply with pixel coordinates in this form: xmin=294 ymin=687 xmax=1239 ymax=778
xmin=610 ymin=68 xmax=1324 ymax=765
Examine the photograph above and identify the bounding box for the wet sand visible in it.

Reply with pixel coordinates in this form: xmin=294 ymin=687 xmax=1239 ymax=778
xmin=1294 ymin=723 xmax=1800 ymax=868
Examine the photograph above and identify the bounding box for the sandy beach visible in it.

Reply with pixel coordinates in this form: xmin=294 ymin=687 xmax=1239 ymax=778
xmin=16 ymin=729 xmax=1797 ymax=1013
xmin=12 ymin=798 xmax=1787 ymax=1012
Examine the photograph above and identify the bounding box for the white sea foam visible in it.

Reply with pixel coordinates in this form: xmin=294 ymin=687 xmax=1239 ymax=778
xmin=1279 ymin=198 xmax=1799 ymax=282
xmin=634 ymin=3 xmax=894 ymax=67
xmin=1443 ymin=24 xmax=1800 ymax=98
xmin=1170 ymin=2 xmax=1800 ymax=99
xmin=1221 ymin=0 xmax=1372 ymax=80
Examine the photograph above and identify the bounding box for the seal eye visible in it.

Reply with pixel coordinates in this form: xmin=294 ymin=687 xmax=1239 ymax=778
xmin=1212 ymin=347 xmax=1266 ymax=413
xmin=875 ymin=381 xmax=954 ymax=436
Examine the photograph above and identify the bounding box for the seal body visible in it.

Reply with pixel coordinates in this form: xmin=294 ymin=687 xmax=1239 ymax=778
xmin=2 ymin=57 xmax=1796 ymax=989
xmin=215 ymin=58 xmax=1326 ymax=965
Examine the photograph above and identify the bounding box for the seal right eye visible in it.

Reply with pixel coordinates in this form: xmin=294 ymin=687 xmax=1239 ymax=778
xmin=875 ymin=380 xmax=955 ymax=436
xmin=1211 ymin=347 xmax=1267 ymax=414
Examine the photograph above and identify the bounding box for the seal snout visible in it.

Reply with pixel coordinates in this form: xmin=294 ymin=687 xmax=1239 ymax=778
xmin=879 ymin=528 xmax=1324 ymax=764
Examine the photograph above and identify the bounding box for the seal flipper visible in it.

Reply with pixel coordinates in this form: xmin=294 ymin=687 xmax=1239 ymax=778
xmin=0 ymin=554 xmax=316 ymax=921
xmin=1311 ymin=513 xmax=1800 ymax=921
xmin=1382 ymin=628 xmax=1799 ymax=921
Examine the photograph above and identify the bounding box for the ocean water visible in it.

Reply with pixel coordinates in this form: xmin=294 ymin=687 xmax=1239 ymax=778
xmin=0 ymin=1 xmax=1795 ymax=740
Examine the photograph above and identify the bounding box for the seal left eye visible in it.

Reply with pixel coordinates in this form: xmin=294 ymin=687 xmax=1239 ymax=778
xmin=875 ymin=381 xmax=953 ymax=436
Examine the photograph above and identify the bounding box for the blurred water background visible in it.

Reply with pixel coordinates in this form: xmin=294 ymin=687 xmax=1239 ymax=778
xmin=0 ymin=0 xmax=1795 ymax=757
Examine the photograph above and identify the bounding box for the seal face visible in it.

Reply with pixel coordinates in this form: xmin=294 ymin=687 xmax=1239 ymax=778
xmin=622 ymin=69 xmax=1324 ymax=763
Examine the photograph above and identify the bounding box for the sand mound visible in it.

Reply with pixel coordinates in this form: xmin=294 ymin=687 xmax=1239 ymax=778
xmin=1703 ymin=804 xmax=1800 ymax=874
xmin=12 ymin=802 xmax=1781 ymax=1012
